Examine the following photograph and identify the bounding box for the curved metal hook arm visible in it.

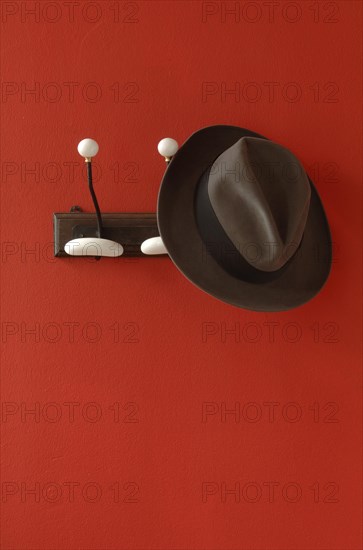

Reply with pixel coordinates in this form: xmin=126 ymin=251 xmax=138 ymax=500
xmin=86 ymin=161 xmax=103 ymax=239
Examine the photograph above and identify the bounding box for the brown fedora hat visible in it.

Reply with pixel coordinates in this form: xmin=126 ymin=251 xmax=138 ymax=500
xmin=157 ymin=125 xmax=332 ymax=311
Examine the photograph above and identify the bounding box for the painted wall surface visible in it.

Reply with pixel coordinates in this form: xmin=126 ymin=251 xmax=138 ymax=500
xmin=1 ymin=1 xmax=362 ymax=549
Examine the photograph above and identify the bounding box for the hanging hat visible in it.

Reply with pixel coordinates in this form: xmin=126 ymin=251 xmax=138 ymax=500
xmin=157 ymin=125 xmax=332 ymax=311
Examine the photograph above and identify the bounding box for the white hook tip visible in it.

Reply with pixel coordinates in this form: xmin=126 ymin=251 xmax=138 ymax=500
xmin=157 ymin=138 xmax=178 ymax=160
xmin=141 ymin=236 xmax=168 ymax=255
xmin=64 ymin=238 xmax=123 ymax=257
xmin=77 ymin=138 xmax=99 ymax=159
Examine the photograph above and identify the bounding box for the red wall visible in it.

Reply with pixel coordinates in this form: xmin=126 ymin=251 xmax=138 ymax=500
xmin=1 ymin=1 xmax=362 ymax=549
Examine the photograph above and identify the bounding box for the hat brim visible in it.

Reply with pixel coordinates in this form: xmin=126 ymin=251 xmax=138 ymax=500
xmin=157 ymin=125 xmax=332 ymax=311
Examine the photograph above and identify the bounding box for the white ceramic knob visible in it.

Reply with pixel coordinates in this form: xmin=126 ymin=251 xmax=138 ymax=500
xmin=157 ymin=138 xmax=178 ymax=160
xmin=77 ymin=138 xmax=99 ymax=159
xmin=141 ymin=236 xmax=168 ymax=255
xmin=64 ymin=238 xmax=123 ymax=257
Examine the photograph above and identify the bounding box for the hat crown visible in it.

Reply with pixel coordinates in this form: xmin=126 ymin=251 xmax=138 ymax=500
xmin=208 ymin=137 xmax=311 ymax=272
